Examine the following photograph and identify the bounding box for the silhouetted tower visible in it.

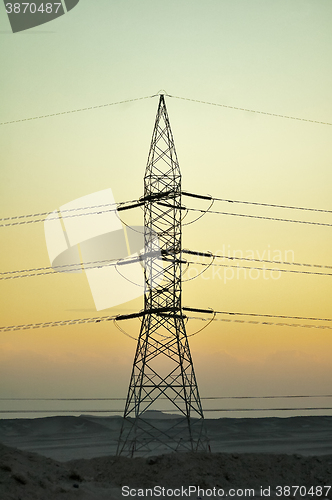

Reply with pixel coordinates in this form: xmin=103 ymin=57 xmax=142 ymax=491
xmin=117 ymin=95 xmax=209 ymax=456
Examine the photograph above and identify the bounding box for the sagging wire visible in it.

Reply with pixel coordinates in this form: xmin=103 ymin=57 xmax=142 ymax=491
xmin=182 ymin=198 xmax=215 ymax=226
xmin=169 ymin=94 xmax=332 ymax=127
xmin=2 ymin=250 xmax=331 ymax=281
xmin=0 ymin=315 xmax=117 ymax=333
xmin=182 ymin=191 xmax=332 ymax=216
xmin=182 ymin=252 xmax=216 ymax=282
xmin=114 ymin=257 xmax=145 ymax=289
xmin=0 ymin=258 xmax=120 ymax=281
xmin=3 ymin=394 xmax=332 ymax=401
xmin=2 ymin=407 xmax=332 ymax=414
xmin=117 ymin=214 xmax=145 ymax=235
xmin=1 ymin=95 xmax=155 ymax=126
xmin=181 ymin=261 xmax=190 ymax=278
xmin=187 ymin=310 xmax=216 ymax=338
xmin=183 ymin=306 xmax=332 ymax=323
xmin=2 ymin=309 xmax=332 ymax=333
xmin=180 ymin=207 xmax=190 ymax=224
xmin=113 ymin=318 xmax=138 ymax=341
xmin=185 ymin=314 xmax=332 ymax=331
xmin=185 ymin=206 xmax=332 ymax=228
xmin=1 ymin=199 xmax=141 ymax=228
xmin=183 ymin=249 xmax=332 ymax=271
xmin=191 ymin=259 xmax=332 ymax=277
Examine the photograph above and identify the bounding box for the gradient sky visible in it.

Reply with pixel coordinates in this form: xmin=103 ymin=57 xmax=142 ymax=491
xmin=0 ymin=0 xmax=331 ymax=419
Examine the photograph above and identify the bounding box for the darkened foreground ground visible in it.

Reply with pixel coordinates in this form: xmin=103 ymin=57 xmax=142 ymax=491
xmin=1 ymin=416 xmax=332 ymax=499
xmin=1 ymin=442 xmax=332 ymax=500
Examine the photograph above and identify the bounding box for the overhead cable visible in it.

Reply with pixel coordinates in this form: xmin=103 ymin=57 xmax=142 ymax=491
xmin=0 ymin=200 xmax=142 ymax=228
xmin=182 ymin=254 xmax=216 ymax=282
xmin=2 ymin=191 xmax=331 ymax=227
xmin=0 ymin=95 xmax=154 ymax=126
xmin=183 ymin=306 xmax=332 ymax=323
xmin=169 ymin=94 xmax=332 ymax=126
xmin=0 ymin=192 xmax=173 ymax=227
xmin=1 ymin=311 xmax=331 ymax=333
xmin=187 ymin=311 xmax=216 ymax=337
xmin=182 ymin=198 xmax=214 ymax=226
xmin=189 ymin=407 xmax=332 ymax=412
xmin=2 ymin=250 xmax=331 ymax=281
xmin=0 ymin=315 xmax=117 ymax=332
xmin=183 ymin=192 xmax=332 ymax=215
xmin=184 ymin=257 xmax=332 ymax=277
xmin=113 ymin=318 xmax=137 ymax=341
xmin=1 ymin=407 xmax=332 ymax=414
xmin=183 ymin=249 xmax=332 ymax=270
xmin=1 ymin=91 xmax=330 ymax=127
xmin=0 ymin=258 xmax=116 ymax=280
xmin=185 ymin=315 xmax=332 ymax=331
xmin=2 ymin=394 xmax=332 ymax=401
xmin=185 ymin=206 xmax=332 ymax=227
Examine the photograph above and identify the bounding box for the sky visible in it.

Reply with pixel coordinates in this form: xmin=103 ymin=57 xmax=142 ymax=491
xmin=0 ymin=0 xmax=331 ymax=419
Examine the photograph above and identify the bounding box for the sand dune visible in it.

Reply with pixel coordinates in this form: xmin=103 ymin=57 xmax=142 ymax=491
xmin=0 ymin=414 xmax=332 ymax=461
xmin=1 ymin=415 xmax=332 ymax=499
xmin=1 ymin=442 xmax=332 ymax=500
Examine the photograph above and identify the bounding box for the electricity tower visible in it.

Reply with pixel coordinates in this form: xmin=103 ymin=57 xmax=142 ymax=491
xmin=116 ymin=95 xmax=209 ymax=456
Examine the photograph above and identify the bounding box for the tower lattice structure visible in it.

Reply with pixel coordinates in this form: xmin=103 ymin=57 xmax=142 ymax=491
xmin=117 ymin=95 xmax=209 ymax=456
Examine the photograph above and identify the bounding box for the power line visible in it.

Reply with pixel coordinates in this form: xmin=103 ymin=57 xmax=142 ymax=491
xmin=183 ymin=249 xmax=332 ymax=271
xmin=184 ymin=257 xmax=332 ymax=277
xmin=1 ymin=407 xmax=332 ymax=414
xmin=0 ymin=193 xmax=173 ymax=228
xmin=1 ymin=310 xmax=331 ymax=333
xmin=115 ymin=307 xmax=332 ymax=334
xmin=2 ymin=394 xmax=331 ymax=401
xmin=0 ymin=398 xmax=126 ymax=401
xmin=181 ymin=206 xmax=332 ymax=227
xmin=0 ymin=315 xmax=117 ymax=332
xmin=0 ymin=258 xmax=124 ymax=280
xmin=0 ymin=201 xmax=117 ymax=223
xmin=185 ymin=315 xmax=332 ymax=331
xmin=3 ymin=203 xmax=330 ymax=228
xmin=1 ymin=91 xmax=330 ymax=128
xmin=205 ymin=395 xmax=332 ymax=400
xmin=0 ymin=95 xmax=155 ymax=126
xmin=1 ymin=250 xmax=331 ymax=281
xmin=0 ymin=410 xmax=123 ymax=414
xmin=2 ymin=191 xmax=331 ymax=228
xmin=0 ymin=250 xmax=160 ymax=280
xmin=169 ymin=94 xmax=332 ymax=126
xmin=183 ymin=192 xmax=332 ymax=215
xmin=0 ymin=199 xmax=143 ymax=228
xmin=183 ymin=306 xmax=332 ymax=323
xmin=190 ymin=408 xmax=332 ymax=412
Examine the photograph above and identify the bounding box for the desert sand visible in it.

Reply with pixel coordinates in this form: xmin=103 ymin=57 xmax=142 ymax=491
xmin=0 ymin=415 xmax=332 ymax=499
xmin=1 ymin=414 xmax=332 ymax=461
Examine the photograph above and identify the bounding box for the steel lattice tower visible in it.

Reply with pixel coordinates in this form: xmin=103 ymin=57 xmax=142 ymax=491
xmin=117 ymin=95 xmax=209 ymax=456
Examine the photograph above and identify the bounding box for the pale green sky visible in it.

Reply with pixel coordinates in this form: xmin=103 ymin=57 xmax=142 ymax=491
xmin=0 ymin=0 xmax=331 ymax=418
